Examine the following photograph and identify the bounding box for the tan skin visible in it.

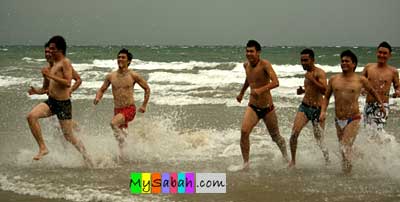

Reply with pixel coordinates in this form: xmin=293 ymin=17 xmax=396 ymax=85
xmin=288 ymin=54 xmax=329 ymax=168
xmin=26 ymin=43 xmax=92 ymax=167
xmin=236 ymin=46 xmax=288 ymax=169
xmin=28 ymin=48 xmax=82 ymax=131
xmin=362 ymin=47 xmax=400 ymax=103
xmin=320 ymin=56 xmax=384 ymax=174
xmin=94 ymin=52 xmax=150 ymax=160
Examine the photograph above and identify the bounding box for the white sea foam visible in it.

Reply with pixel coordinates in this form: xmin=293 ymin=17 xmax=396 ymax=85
xmin=91 ymin=59 xmax=226 ymax=70
xmin=0 ymin=76 xmax=30 ymax=87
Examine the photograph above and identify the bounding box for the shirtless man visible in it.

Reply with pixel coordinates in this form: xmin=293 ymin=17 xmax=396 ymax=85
xmin=94 ymin=48 xmax=150 ymax=161
xmin=288 ymin=49 xmax=329 ymax=168
xmin=236 ymin=40 xmax=288 ymax=170
xmin=29 ymin=43 xmax=82 ymax=131
xmin=320 ymin=50 xmax=384 ymax=174
xmin=26 ymin=36 xmax=92 ymax=166
xmin=361 ymin=42 xmax=400 ymax=131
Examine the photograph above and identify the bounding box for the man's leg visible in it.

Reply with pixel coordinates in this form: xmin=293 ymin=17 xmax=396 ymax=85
xmin=240 ymin=107 xmax=259 ymax=169
xmin=288 ymin=112 xmax=309 ymax=167
xmin=59 ymin=119 xmax=93 ymax=167
xmin=26 ymin=103 xmax=52 ymax=160
xmin=263 ymin=110 xmax=289 ymax=162
xmin=312 ymin=120 xmax=330 ymax=164
xmin=110 ymin=113 xmax=128 ymax=160
xmin=336 ymin=120 xmax=360 ymax=174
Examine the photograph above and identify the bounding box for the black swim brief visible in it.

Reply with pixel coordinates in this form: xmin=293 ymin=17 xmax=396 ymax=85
xmin=249 ymin=104 xmax=275 ymax=119
xmin=44 ymin=97 xmax=72 ymax=120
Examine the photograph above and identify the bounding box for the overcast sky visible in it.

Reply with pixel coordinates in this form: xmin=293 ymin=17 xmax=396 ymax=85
xmin=0 ymin=0 xmax=399 ymax=46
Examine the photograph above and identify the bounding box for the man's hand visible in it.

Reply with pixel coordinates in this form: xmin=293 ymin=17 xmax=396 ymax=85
xmin=28 ymin=86 xmax=37 ymax=95
xmin=251 ymin=88 xmax=262 ymax=97
xmin=319 ymin=111 xmax=326 ymax=123
xmin=41 ymin=67 xmax=50 ymax=78
xmin=236 ymin=93 xmax=244 ymax=103
xmin=393 ymin=90 xmax=400 ymax=98
xmin=138 ymin=105 xmax=146 ymax=113
xmin=379 ymin=105 xmax=386 ymax=117
xmin=297 ymin=86 xmax=305 ymax=95
xmin=305 ymin=71 xmax=314 ymax=82
xmin=93 ymin=97 xmax=100 ymax=105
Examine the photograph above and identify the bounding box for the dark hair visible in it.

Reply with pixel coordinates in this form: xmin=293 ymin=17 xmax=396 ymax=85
xmin=118 ymin=48 xmax=133 ymax=65
xmin=340 ymin=50 xmax=358 ymax=71
xmin=300 ymin=48 xmax=314 ymax=59
xmin=44 ymin=42 xmax=49 ymax=48
xmin=246 ymin=40 xmax=261 ymax=51
xmin=48 ymin=35 xmax=67 ymax=55
xmin=378 ymin=41 xmax=392 ymax=53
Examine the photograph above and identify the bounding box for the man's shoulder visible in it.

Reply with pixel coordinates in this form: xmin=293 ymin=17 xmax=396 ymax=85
xmin=260 ymin=59 xmax=271 ymax=66
xmin=61 ymin=57 xmax=72 ymax=65
xmin=329 ymin=74 xmax=341 ymax=82
xmin=314 ymin=66 xmax=326 ymax=74
xmin=365 ymin=63 xmax=377 ymax=69
xmin=388 ymin=65 xmax=398 ymax=73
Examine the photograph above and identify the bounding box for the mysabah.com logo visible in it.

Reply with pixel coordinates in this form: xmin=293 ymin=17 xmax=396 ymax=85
xmin=129 ymin=172 xmax=226 ymax=194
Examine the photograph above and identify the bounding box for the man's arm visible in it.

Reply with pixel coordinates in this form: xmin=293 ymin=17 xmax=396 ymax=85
xmin=362 ymin=76 xmax=385 ymax=112
xmin=392 ymin=68 xmax=400 ymax=98
xmin=254 ymin=61 xmax=279 ymax=95
xmin=28 ymin=67 xmax=50 ymax=95
xmin=42 ymin=60 xmax=72 ymax=87
xmin=94 ymin=74 xmax=111 ymax=105
xmin=360 ymin=65 xmax=369 ymax=96
xmin=319 ymin=77 xmax=333 ymax=122
xmin=132 ymin=72 xmax=150 ymax=112
xmin=237 ymin=78 xmax=249 ymax=103
xmin=71 ymin=68 xmax=82 ymax=93
xmin=361 ymin=64 xmax=369 ymax=77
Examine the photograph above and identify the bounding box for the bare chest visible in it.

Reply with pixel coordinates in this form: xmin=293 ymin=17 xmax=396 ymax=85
xmin=367 ymin=69 xmax=393 ymax=86
xmin=50 ymin=64 xmax=64 ymax=77
xmin=332 ymin=79 xmax=361 ymax=95
xmin=110 ymin=74 xmax=134 ymax=89
xmin=245 ymin=67 xmax=269 ymax=84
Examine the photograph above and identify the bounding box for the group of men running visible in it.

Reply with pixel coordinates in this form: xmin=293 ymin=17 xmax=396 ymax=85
xmin=238 ymin=40 xmax=399 ymax=173
xmin=26 ymin=36 xmax=399 ymax=173
xmin=27 ymin=36 xmax=150 ymax=166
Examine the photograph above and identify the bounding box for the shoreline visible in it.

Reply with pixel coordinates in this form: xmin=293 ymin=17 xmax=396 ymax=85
xmin=0 ymin=190 xmax=71 ymax=202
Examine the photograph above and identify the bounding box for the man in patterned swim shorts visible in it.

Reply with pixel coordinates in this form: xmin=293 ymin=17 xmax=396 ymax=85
xmin=361 ymin=42 xmax=400 ymax=133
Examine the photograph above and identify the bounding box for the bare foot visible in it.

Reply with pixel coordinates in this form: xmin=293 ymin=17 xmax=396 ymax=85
xmin=241 ymin=162 xmax=250 ymax=171
xmin=84 ymin=156 xmax=94 ymax=168
xmin=33 ymin=149 xmax=49 ymax=160
xmin=288 ymin=161 xmax=296 ymax=169
xmin=227 ymin=162 xmax=249 ymax=172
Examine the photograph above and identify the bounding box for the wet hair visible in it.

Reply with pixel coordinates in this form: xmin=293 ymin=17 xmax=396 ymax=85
xmin=246 ymin=40 xmax=261 ymax=51
xmin=340 ymin=50 xmax=358 ymax=71
xmin=118 ymin=48 xmax=133 ymax=66
xmin=300 ymin=48 xmax=314 ymax=59
xmin=48 ymin=35 xmax=67 ymax=55
xmin=378 ymin=41 xmax=392 ymax=53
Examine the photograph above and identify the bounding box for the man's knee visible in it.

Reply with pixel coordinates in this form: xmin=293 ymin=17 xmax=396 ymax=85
xmin=241 ymin=127 xmax=251 ymax=137
xmin=271 ymin=133 xmax=284 ymax=143
xmin=290 ymin=132 xmax=299 ymax=143
xmin=63 ymin=133 xmax=72 ymax=142
xmin=26 ymin=112 xmax=37 ymax=122
xmin=110 ymin=121 xmax=118 ymax=130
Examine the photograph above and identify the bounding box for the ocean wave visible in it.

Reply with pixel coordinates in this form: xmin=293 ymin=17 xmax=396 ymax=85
xmin=0 ymin=76 xmax=30 ymax=87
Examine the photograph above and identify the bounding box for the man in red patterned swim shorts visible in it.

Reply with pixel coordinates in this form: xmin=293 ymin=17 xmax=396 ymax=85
xmin=94 ymin=49 xmax=150 ymax=161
